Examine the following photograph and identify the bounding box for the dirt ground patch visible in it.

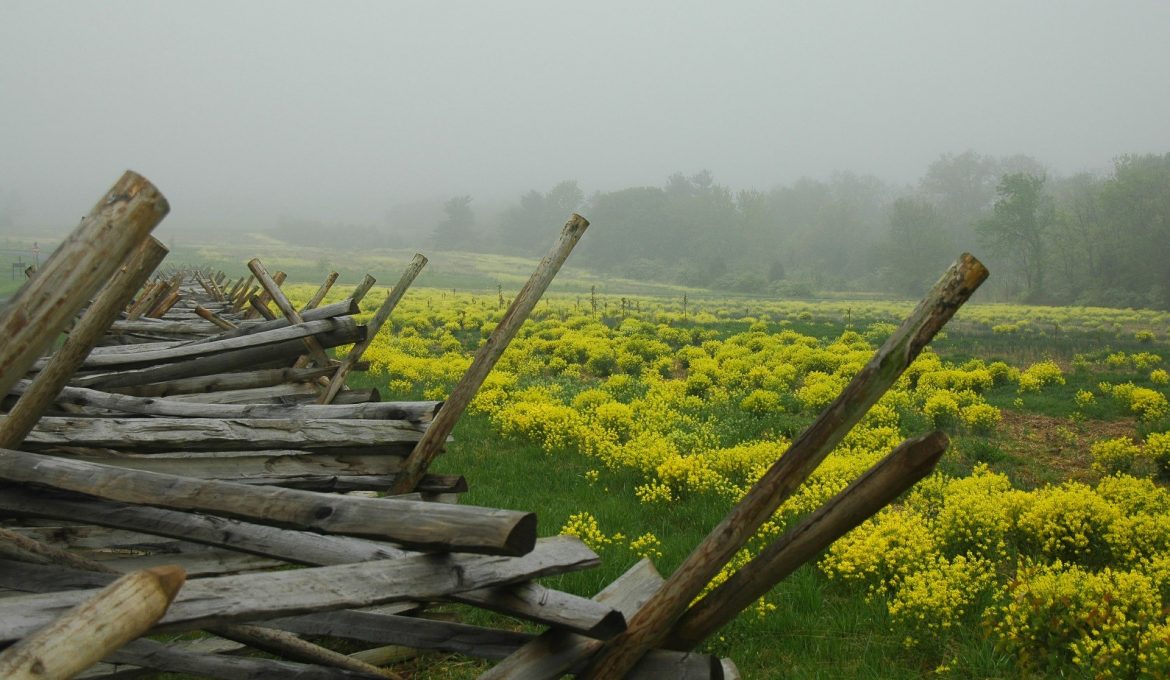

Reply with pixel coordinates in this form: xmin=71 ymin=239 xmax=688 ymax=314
xmin=995 ymin=410 xmax=1139 ymax=485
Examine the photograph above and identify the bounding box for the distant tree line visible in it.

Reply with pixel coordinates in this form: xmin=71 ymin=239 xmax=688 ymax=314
xmin=433 ymin=151 xmax=1168 ymax=309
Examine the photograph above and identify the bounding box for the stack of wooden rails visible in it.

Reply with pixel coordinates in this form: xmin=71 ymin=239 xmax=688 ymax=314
xmin=0 ymin=171 xmax=987 ymax=679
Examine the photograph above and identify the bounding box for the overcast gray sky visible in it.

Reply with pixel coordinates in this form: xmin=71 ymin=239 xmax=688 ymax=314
xmin=2 ymin=0 xmax=1169 ymax=234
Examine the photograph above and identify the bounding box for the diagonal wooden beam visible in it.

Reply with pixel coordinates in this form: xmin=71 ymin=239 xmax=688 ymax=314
xmin=581 ymin=253 xmax=988 ymax=678
xmin=320 ymin=254 xmax=427 ymax=404
xmin=390 ymin=214 xmax=589 ymax=494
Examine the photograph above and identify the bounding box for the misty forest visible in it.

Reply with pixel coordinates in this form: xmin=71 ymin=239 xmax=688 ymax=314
xmin=267 ymin=150 xmax=1170 ymax=310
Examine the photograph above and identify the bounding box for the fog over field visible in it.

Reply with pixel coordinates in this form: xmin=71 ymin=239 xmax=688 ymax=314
xmin=2 ymin=1 xmax=1167 ymax=231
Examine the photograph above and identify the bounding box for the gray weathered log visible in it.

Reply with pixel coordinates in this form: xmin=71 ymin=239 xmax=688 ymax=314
xmin=450 ymin=580 xmax=625 ymax=638
xmin=0 ymin=448 xmax=535 ymax=554
xmin=184 ymin=299 xmax=360 ymax=345
xmin=35 ymin=383 xmax=438 ymax=423
xmin=0 ymin=170 xmax=169 ymax=399
xmin=102 ymin=366 xmax=343 ymax=397
xmin=103 ymin=636 xmax=381 ymax=680
xmin=21 ymin=416 xmax=425 ymax=451
xmin=0 ymin=489 xmax=616 ymax=635
xmin=107 ymin=318 xmax=222 ymax=338
xmin=37 ymin=448 xmax=405 ymax=479
xmin=0 ymin=536 xmax=598 ymax=641
xmin=272 ymin=606 xmax=721 ymax=679
xmin=38 ymin=317 xmax=358 ymax=371
xmin=70 ymin=325 xmax=366 ymax=389
xmin=479 ymin=559 xmax=662 ymax=680
xmin=0 ymin=487 xmax=411 ymax=566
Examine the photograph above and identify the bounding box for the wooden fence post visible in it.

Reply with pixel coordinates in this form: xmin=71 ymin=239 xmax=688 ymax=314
xmin=248 ymin=260 xmax=332 ymax=368
xmin=320 ymin=254 xmax=427 ymax=404
xmin=301 ymin=271 xmax=340 ymax=313
xmin=664 ymin=431 xmax=949 ymax=650
xmin=582 ymin=254 xmax=988 ymax=678
xmin=0 ymin=171 xmax=169 ymax=399
xmin=0 ymin=565 xmax=184 ymax=680
xmin=390 ymin=214 xmax=589 ymax=495
xmin=0 ymin=237 xmax=168 ymax=448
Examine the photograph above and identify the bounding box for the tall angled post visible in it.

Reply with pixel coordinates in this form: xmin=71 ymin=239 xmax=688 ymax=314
xmin=390 ymin=214 xmax=589 ymax=495
xmin=0 ymin=237 xmax=168 ymax=448
xmin=0 ymin=171 xmax=169 ymax=399
xmin=582 ymin=254 xmax=988 ymax=678
xmin=320 ymin=254 xmax=427 ymax=404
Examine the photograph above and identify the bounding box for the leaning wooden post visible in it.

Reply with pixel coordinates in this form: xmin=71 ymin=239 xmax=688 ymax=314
xmin=243 ymin=270 xmax=285 ymax=319
xmin=147 ymin=288 xmax=182 ymax=318
xmin=247 ymin=293 xmax=277 ymax=320
xmin=226 ymin=276 xmax=245 ymax=302
xmin=248 ymin=259 xmax=332 ymax=368
xmin=128 ymin=280 xmax=171 ymax=320
xmin=0 ymin=171 xmax=169 ymax=400
xmin=582 ymin=254 xmax=988 ymax=678
xmin=0 ymin=237 xmax=168 ymax=449
xmin=391 ymin=215 xmax=589 ymax=495
xmin=664 ymin=431 xmax=949 ymax=650
xmin=194 ymin=304 xmax=238 ymax=330
xmin=0 ymin=565 xmax=185 ymax=680
xmin=320 ymin=254 xmax=427 ymax=404
xmin=300 ymin=271 xmax=340 ymax=313
xmin=232 ymin=275 xmax=256 ymax=310
xmin=349 ymin=274 xmax=378 ymax=305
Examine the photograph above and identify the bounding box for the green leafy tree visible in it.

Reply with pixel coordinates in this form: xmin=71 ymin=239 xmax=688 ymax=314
xmin=1098 ymin=153 xmax=1170 ymax=308
xmin=881 ymin=197 xmax=953 ymax=297
xmin=432 ymin=195 xmax=475 ymax=250
xmin=498 ymin=181 xmax=583 ymax=255
xmin=977 ymin=173 xmax=1053 ymax=301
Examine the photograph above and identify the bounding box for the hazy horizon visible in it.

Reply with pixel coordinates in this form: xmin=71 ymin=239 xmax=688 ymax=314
xmin=2 ymin=1 xmax=1169 ymax=237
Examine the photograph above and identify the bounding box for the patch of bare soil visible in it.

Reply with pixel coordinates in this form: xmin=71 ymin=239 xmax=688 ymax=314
xmin=996 ymin=410 xmax=1138 ymax=485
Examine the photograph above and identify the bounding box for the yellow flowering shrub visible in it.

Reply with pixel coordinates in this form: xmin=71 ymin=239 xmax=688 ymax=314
xmin=922 ymin=391 xmax=961 ymax=427
xmin=1146 ymin=431 xmax=1170 ymax=471
xmin=559 ymin=512 xmax=611 ymax=552
xmin=887 ymin=554 xmax=995 ymax=646
xmin=821 ymin=508 xmax=939 ymax=595
xmin=1090 ymin=437 xmax=1146 ymax=475
xmin=739 ymin=389 xmax=783 ymax=416
xmin=1017 ymin=359 xmax=1066 ymax=392
xmin=1015 ymin=483 xmax=1122 ymax=567
xmin=959 ymin=403 xmax=1001 ymax=432
xmin=988 ymin=561 xmax=1165 ymax=678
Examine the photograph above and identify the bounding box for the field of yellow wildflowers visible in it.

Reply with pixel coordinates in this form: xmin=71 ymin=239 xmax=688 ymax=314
xmin=290 ymin=281 xmax=1170 ymax=678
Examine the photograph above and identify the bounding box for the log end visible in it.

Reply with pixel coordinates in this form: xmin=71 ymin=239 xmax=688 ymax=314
xmin=587 ymin=608 xmax=629 ymax=640
xmin=143 ymin=564 xmax=186 ymax=602
xmin=504 ymin=511 xmax=538 ymax=556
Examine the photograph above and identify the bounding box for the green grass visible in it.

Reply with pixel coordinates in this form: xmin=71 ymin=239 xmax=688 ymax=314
xmin=424 ymin=414 xmax=910 ymax=677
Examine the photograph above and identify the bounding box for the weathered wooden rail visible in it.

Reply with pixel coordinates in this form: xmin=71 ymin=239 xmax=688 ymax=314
xmin=0 ymin=171 xmax=986 ymax=678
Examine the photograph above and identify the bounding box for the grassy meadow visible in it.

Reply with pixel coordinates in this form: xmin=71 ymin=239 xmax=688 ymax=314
xmin=283 ymin=269 xmax=1170 ymax=679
